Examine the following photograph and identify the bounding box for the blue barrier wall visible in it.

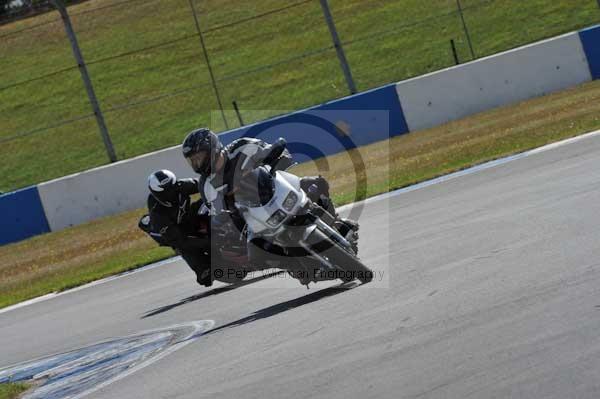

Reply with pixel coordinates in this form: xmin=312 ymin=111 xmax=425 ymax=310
xmin=579 ymin=25 xmax=600 ymax=80
xmin=218 ymin=84 xmax=408 ymax=162
xmin=0 ymin=187 xmax=50 ymax=245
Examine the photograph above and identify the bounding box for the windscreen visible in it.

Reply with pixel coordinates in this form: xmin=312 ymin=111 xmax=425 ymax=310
xmin=234 ymin=166 xmax=275 ymax=208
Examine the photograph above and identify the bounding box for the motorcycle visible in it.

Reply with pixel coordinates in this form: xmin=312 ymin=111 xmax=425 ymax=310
xmin=231 ymin=164 xmax=374 ymax=285
xmin=139 ymin=137 xmax=373 ymax=286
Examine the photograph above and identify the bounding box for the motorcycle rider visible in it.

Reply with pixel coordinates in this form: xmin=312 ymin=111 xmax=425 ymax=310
xmin=180 ymin=128 xmax=359 ymax=265
xmin=140 ymin=169 xmax=214 ymax=287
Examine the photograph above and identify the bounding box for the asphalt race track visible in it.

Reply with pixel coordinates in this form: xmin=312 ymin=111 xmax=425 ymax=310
xmin=2 ymin=132 xmax=600 ymax=399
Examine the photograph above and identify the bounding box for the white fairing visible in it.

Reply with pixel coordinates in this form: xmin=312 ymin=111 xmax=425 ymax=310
xmin=238 ymin=171 xmax=308 ymax=235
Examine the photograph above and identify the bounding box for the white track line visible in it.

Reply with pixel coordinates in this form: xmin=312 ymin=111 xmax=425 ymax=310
xmin=70 ymin=319 xmax=215 ymax=399
xmin=2 ymin=129 xmax=599 ymax=315
xmin=339 ymin=129 xmax=600 ymax=211
xmin=0 ymin=320 xmax=215 ymax=399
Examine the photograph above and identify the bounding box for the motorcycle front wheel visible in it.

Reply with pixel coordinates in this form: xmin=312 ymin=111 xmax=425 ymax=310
xmin=305 ymin=228 xmax=374 ymax=283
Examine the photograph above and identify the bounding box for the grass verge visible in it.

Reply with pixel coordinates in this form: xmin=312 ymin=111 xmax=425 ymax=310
xmin=0 ymin=79 xmax=599 ymax=309
xmin=0 ymin=383 xmax=30 ymax=399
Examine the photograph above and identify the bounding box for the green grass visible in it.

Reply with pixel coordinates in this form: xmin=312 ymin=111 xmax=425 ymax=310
xmin=0 ymin=382 xmax=30 ymax=399
xmin=0 ymin=205 xmax=174 ymax=309
xmin=0 ymin=0 xmax=599 ymax=192
xmin=1 ymin=79 xmax=599 ymax=309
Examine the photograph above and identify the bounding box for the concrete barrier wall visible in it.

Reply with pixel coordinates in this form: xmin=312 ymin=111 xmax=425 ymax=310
xmin=37 ymin=84 xmax=406 ymax=231
xmin=37 ymin=146 xmax=190 ymax=231
xmin=396 ymin=32 xmax=592 ymax=132
xmin=2 ymin=24 xmax=599 ymax=245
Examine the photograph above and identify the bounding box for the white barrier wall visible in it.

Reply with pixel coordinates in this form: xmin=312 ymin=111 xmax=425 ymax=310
xmin=396 ymin=32 xmax=592 ymax=132
xmin=37 ymin=145 xmax=188 ymax=231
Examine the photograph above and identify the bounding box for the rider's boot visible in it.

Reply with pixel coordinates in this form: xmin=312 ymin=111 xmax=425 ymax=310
xmin=196 ymin=268 xmax=213 ymax=287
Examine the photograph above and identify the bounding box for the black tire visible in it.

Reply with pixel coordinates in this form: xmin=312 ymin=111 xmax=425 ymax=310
xmin=305 ymin=228 xmax=373 ymax=283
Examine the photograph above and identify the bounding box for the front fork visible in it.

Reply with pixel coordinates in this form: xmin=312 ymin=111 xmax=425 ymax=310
xmin=298 ymin=217 xmax=355 ymax=271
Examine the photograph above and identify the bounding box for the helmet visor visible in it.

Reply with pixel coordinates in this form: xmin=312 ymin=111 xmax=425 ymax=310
xmin=186 ymin=151 xmax=209 ymax=173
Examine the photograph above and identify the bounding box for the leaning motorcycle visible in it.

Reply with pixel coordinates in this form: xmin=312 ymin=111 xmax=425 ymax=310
xmin=231 ymin=164 xmax=374 ymax=285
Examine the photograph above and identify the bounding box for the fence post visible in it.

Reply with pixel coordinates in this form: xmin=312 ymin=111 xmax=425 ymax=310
xmin=456 ymin=0 xmax=476 ymax=60
xmin=52 ymin=0 xmax=117 ymax=162
xmin=319 ymin=0 xmax=357 ymax=95
xmin=450 ymin=39 xmax=460 ymax=65
xmin=232 ymin=100 xmax=244 ymax=126
xmin=188 ymin=0 xmax=229 ymax=130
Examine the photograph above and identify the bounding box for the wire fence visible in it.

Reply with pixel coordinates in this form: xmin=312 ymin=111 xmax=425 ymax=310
xmin=0 ymin=0 xmax=599 ymax=191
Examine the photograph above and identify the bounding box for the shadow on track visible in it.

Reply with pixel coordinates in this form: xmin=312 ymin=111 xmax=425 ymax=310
xmin=202 ymin=281 xmax=360 ymax=336
xmin=141 ymin=271 xmax=285 ymax=319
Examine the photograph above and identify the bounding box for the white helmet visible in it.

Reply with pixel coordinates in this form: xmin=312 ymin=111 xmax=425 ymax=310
xmin=148 ymin=170 xmax=177 ymax=207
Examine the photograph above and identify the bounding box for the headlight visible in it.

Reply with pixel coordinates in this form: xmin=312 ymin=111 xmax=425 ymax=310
xmin=266 ymin=210 xmax=287 ymax=227
xmin=282 ymin=191 xmax=298 ymax=211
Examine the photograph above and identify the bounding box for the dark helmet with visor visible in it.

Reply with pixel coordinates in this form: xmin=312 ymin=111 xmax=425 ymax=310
xmin=182 ymin=128 xmax=223 ymax=175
